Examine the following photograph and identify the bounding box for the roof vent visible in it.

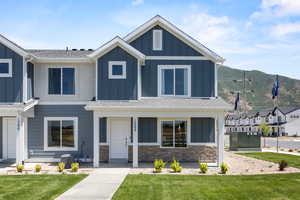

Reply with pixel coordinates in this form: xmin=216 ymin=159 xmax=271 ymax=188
xmin=72 ymin=49 xmax=77 ymax=51
xmin=88 ymin=49 xmax=93 ymax=51
xmin=80 ymin=49 xmax=85 ymax=51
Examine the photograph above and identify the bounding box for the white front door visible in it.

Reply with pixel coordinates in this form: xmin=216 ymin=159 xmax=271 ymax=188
xmin=110 ymin=118 xmax=131 ymax=159
xmin=3 ymin=118 xmax=17 ymax=159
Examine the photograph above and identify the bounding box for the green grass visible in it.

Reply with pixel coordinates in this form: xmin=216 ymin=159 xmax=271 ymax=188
xmin=0 ymin=174 xmax=87 ymax=200
xmin=113 ymin=174 xmax=300 ymax=200
xmin=237 ymin=152 xmax=300 ymax=169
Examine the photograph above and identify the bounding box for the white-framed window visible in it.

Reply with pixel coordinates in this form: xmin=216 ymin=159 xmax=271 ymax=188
xmin=48 ymin=67 xmax=75 ymax=95
xmin=44 ymin=117 xmax=78 ymax=151
xmin=158 ymin=65 xmax=191 ymax=97
xmin=0 ymin=59 xmax=12 ymax=77
xmin=153 ymin=29 xmax=162 ymax=51
xmin=160 ymin=119 xmax=187 ymax=148
xmin=108 ymin=61 xmax=126 ymax=79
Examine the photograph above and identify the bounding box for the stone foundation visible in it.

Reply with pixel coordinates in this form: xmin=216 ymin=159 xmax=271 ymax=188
xmin=128 ymin=145 xmax=217 ymax=163
xmin=100 ymin=145 xmax=109 ymax=162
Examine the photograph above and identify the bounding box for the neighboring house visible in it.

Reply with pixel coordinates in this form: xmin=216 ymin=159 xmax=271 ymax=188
xmin=0 ymin=15 xmax=231 ymax=167
xmin=225 ymin=106 xmax=300 ymax=136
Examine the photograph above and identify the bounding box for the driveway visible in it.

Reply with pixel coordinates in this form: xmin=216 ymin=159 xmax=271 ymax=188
xmin=263 ymin=137 xmax=300 ymax=149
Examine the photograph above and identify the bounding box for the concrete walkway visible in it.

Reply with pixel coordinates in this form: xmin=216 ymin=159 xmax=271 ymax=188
xmin=56 ymin=167 xmax=129 ymax=200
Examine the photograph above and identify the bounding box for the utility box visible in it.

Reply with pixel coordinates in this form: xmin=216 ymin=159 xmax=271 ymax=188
xmin=229 ymin=132 xmax=261 ymax=151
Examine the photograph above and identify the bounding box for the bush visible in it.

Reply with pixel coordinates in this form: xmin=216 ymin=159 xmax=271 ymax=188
xmin=170 ymin=159 xmax=182 ymax=173
xmin=57 ymin=162 xmax=65 ymax=173
xmin=220 ymin=162 xmax=229 ymax=174
xmin=35 ymin=164 xmax=42 ymax=173
xmin=16 ymin=164 xmax=24 ymax=173
xmin=199 ymin=162 xmax=208 ymax=173
xmin=153 ymin=159 xmax=166 ymax=173
xmin=71 ymin=162 xmax=79 ymax=172
xmin=279 ymin=160 xmax=288 ymax=171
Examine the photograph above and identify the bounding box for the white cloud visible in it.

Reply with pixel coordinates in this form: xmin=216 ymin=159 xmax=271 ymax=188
xmin=132 ymin=0 xmax=144 ymax=6
xmin=271 ymin=22 xmax=300 ymax=37
xmin=251 ymin=0 xmax=300 ymax=19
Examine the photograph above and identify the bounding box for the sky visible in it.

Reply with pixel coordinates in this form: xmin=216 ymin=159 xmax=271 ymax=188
xmin=1 ymin=0 xmax=300 ymax=79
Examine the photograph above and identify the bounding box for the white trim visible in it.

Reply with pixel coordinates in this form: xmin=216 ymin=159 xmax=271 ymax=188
xmin=0 ymin=34 xmax=29 ymax=57
xmin=146 ymin=56 xmax=208 ymax=60
xmin=47 ymin=66 xmax=76 ymax=96
xmin=123 ymin=15 xmax=224 ymax=63
xmin=23 ymin=58 xmax=28 ymax=101
xmin=95 ymin=59 xmax=98 ymax=100
xmin=152 ymin=29 xmax=163 ymax=51
xmin=108 ymin=61 xmax=126 ymax=79
xmin=137 ymin=61 xmax=141 ymax=99
xmin=87 ymin=36 xmax=145 ymax=61
xmin=43 ymin=117 xmax=78 ymax=151
xmin=215 ymin=64 xmax=218 ymax=97
xmin=157 ymin=65 xmax=191 ymax=97
xmin=0 ymin=59 xmax=12 ymax=77
xmin=132 ymin=116 xmax=138 ymax=167
xmin=38 ymin=101 xmax=88 ymax=105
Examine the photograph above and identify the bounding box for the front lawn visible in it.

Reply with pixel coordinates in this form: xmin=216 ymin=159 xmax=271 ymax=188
xmin=0 ymin=174 xmax=87 ymax=200
xmin=237 ymin=152 xmax=300 ymax=169
xmin=113 ymin=174 xmax=300 ymax=200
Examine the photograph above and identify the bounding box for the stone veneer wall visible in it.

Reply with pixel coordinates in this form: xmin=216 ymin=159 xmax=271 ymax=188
xmin=128 ymin=145 xmax=217 ymax=163
xmin=100 ymin=145 xmax=109 ymax=162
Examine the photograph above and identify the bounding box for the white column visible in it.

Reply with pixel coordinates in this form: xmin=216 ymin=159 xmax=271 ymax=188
xmin=16 ymin=113 xmax=26 ymax=164
xmin=217 ymin=114 xmax=225 ymax=166
xmin=132 ymin=116 xmax=138 ymax=168
xmin=93 ymin=112 xmax=99 ymax=167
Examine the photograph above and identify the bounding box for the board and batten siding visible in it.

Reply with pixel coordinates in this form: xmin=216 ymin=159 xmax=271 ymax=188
xmin=0 ymin=42 xmax=23 ymax=103
xmin=99 ymin=118 xmax=107 ymax=143
xmin=28 ymin=105 xmax=93 ymax=158
xmin=142 ymin=60 xmax=215 ymax=97
xmin=138 ymin=118 xmax=157 ymax=143
xmin=97 ymin=46 xmax=138 ymax=100
xmin=27 ymin=62 xmax=34 ymax=100
xmin=191 ymin=118 xmax=215 ymax=143
xmin=130 ymin=25 xmax=202 ymax=56
xmin=0 ymin=117 xmax=2 ymax=159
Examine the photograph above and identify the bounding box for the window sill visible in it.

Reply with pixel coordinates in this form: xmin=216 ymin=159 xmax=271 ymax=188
xmin=44 ymin=148 xmax=78 ymax=152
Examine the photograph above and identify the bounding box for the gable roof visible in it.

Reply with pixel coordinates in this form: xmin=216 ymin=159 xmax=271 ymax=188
xmin=0 ymin=34 xmax=29 ymax=57
xmin=87 ymin=36 xmax=145 ymax=61
xmin=123 ymin=15 xmax=225 ymax=63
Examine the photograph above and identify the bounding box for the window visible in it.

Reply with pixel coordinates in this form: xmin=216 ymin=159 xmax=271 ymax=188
xmin=108 ymin=61 xmax=126 ymax=79
xmin=48 ymin=67 xmax=75 ymax=95
xmin=153 ymin=29 xmax=162 ymax=50
xmin=0 ymin=59 xmax=12 ymax=77
xmin=44 ymin=117 xmax=78 ymax=151
xmin=161 ymin=120 xmax=187 ymax=147
xmin=158 ymin=65 xmax=191 ymax=96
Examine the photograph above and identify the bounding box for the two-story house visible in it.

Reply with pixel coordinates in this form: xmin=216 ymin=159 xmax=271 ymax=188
xmin=0 ymin=15 xmax=231 ymax=167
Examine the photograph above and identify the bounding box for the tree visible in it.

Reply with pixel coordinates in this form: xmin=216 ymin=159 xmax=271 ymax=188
xmin=259 ymin=123 xmax=271 ymax=147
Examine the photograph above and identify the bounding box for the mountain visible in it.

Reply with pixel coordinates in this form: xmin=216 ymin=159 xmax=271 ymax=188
xmin=218 ymin=65 xmax=300 ymax=111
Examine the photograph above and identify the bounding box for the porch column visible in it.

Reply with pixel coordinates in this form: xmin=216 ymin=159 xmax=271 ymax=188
xmin=93 ymin=112 xmax=99 ymax=167
xmin=132 ymin=116 xmax=138 ymax=167
xmin=217 ymin=114 xmax=225 ymax=166
xmin=16 ymin=113 xmax=26 ymax=164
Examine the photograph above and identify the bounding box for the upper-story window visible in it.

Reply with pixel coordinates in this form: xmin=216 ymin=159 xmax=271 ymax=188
xmin=108 ymin=61 xmax=126 ymax=79
xmin=0 ymin=59 xmax=12 ymax=77
xmin=153 ymin=29 xmax=163 ymax=51
xmin=48 ymin=67 xmax=75 ymax=95
xmin=158 ymin=65 xmax=191 ymax=97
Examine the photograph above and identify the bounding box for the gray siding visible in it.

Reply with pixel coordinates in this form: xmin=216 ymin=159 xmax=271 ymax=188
xmin=97 ymin=47 xmax=138 ymax=100
xmin=0 ymin=117 xmax=2 ymax=159
xmin=138 ymin=118 xmax=157 ymax=143
xmin=191 ymin=118 xmax=215 ymax=143
xmin=100 ymin=118 xmax=107 ymax=143
xmin=142 ymin=60 xmax=215 ymax=97
xmin=28 ymin=105 xmax=94 ymax=158
xmin=27 ymin=62 xmax=34 ymax=100
xmin=130 ymin=25 xmax=202 ymax=56
xmin=0 ymin=42 xmax=23 ymax=103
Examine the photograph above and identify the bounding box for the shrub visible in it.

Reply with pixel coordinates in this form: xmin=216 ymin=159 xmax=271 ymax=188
xmin=199 ymin=162 xmax=208 ymax=173
xmin=16 ymin=164 xmax=24 ymax=173
xmin=279 ymin=160 xmax=288 ymax=171
xmin=288 ymin=149 xmax=293 ymax=152
xmin=57 ymin=162 xmax=65 ymax=173
xmin=153 ymin=159 xmax=166 ymax=173
xmin=35 ymin=164 xmax=42 ymax=173
xmin=170 ymin=159 xmax=182 ymax=173
xmin=71 ymin=162 xmax=79 ymax=172
xmin=220 ymin=162 xmax=229 ymax=174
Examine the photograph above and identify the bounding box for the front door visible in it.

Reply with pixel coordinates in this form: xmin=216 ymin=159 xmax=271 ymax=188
xmin=110 ymin=118 xmax=131 ymax=160
xmin=3 ymin=118 xmax=16 ymax=159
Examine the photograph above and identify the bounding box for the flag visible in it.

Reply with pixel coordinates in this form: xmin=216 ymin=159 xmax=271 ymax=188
xmin=234 ymin=92 xmax=240 ymax=110
xmin=272 ymin=75 xmax=280 ymax=99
